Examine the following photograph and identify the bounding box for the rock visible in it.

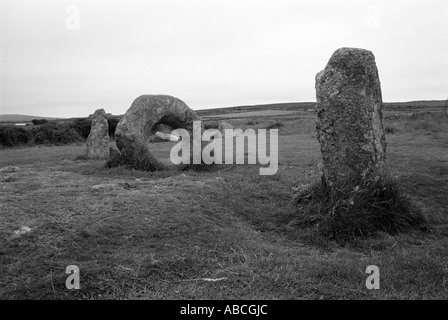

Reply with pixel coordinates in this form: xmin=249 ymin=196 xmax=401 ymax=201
xmin=115 ymin=95 xmax=203 ymax=169
xmin=0 ymin=166 xmax=20 ymax=173
xmin=155 ymin=131 xmax=180 ymax=141
xmin=315 ymin=47 xmax=387 ymax=185
xmin=86 ymin=109 xmax=110 ymax=160
xmin=90 ymin=183 xmax=120 ymax=191
xmin=149 ymin=123 xmax=174 ymax=142
xmin=13 ymin=226 xmax=31 ymax=237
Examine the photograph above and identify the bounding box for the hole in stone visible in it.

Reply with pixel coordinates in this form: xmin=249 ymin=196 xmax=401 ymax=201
xmin=150 ymin=114 xmax=186 ymax=135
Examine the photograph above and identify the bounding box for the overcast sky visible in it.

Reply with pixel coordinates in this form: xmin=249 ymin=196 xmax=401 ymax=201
xmin=1 ymin=0 xmax=447 ymax=118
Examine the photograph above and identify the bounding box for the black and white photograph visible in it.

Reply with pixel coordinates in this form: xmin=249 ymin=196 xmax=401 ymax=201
xmin=0 ymin=0 xmax=447 ymax=307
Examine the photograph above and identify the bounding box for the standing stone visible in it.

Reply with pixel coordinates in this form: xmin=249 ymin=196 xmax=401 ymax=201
xmin=86 ymin=109 xmax=110 ymax=159
xmin=315 ymin=47 xmax=387 ymax=185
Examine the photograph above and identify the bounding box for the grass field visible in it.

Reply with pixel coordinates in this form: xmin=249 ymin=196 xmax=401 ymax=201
xmin=0 ymin=108 xmax=447 ymax=299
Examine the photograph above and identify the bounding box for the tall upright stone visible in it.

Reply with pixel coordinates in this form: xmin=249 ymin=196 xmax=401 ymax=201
xmin=315 ymin=47 xmax=387 ymax=185
xmin=86 ymin=109 xmax=110 ymax=159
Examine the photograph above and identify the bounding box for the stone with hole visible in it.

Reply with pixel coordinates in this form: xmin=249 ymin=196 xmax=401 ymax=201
xmin=115 ymin=95 xmax=203 ymax=169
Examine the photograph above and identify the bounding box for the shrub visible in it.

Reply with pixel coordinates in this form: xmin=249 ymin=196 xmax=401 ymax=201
xmin=32 ymin=123 xmax=82 ymax=145
xmin=0 ymin=127 xmax=32 ymax=147
xmin=72 ymin=118 xmax=92 ymax=139
xmin=1 ymin=122 xmax=84 ymax=147
xmin=51 ymin=127 xmax=82 ymax=144
xmin=266 ymin=122 xmax=284 ymax=130
xmin=203 ymin=121 xmax=219 ymax=130
xmin=292 ymin=175 xmax=427 ymax=244
xmin=385 ymin=125 xmax=397 ymax=134
xmin=107 ymin=118 xmax=120 ymax=136
xmin=31 ymin=119 xmax=48 ymax=125
xmin=246 ymin=120 xmax=257 ymax=125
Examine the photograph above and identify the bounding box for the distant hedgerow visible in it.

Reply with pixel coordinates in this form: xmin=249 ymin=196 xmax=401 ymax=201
xmin=0 ymin=127 xmax=32 ymax=147
xmin=31 ymin=119 xmax=48 ymax=125
xmin=266 ymin=122 xmax=284 ymax=130
xmin=72 ymin=118 xmax=92 ymax=139
xmin=32 ymin=123 xmax=82 ymax=145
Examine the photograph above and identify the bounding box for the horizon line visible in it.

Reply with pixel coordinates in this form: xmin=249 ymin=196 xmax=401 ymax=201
xmin=1 ymin=99 xmax=446 ymax=120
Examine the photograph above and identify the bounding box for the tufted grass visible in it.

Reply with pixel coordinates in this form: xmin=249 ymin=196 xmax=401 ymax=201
xmin=292 ymin=175 xmax=428 ymax=244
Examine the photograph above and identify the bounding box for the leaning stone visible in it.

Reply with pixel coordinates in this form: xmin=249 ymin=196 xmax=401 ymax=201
xmin=86 ymin=109 xmax=110 ymax=160
xmin=315 ymin=47 xmax=387 ymax=185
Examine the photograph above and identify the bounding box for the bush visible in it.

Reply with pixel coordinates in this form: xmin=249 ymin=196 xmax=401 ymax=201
xmin=72 ymin=117 xmax=120 ymax=138
xmin=51 ymin=127 xmax=82 ymax=144
xmin=31 ymin=119 xmax=48 ymax=125
xmin=108 ymin=118 xmax=120 ymax=136
xmin=1 ymin=122 xmax=85 ymax=148
xmin=72 ymin=118 xmax=92 ymax=139
xmin=266 ymin=122 xmax=284 ymax=130
xmin=0 ymin=127 xmax=32 ymax=147
xmin=32 ymin=123 xmax=82 ymax=145
xmin=246 ymin=120 xmax=259 ymax=126
xmin=203 ymin=121 xmax=219 ymax=130
xmin=292 ymin=175 xmax=427 ymax=244
xmin=385 ymin=125 xmax=397 ymax=134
